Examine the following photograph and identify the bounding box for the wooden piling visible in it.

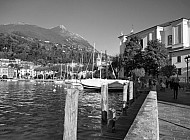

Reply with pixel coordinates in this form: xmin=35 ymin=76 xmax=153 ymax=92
xmin=107 ymin=108 xmax=116 ymax=132
xmin=129 ymin=81 xmax=134 ymax=105
xmin=101 ymin=83 xmax=109 ymax=125
xmin=122 ymin=81 xmax=129 ymax=115
xmin=63 ymin=88 xmax=79 ymax=140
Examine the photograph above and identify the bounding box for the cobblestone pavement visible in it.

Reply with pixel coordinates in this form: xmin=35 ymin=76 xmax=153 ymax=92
xmin=157 ymin=88 xmax=190 ymax=140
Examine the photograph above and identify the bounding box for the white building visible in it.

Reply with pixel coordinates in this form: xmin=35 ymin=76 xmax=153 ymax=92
xmin=19 ymin=68 xmax=35 ymax=79
xmin=119 ymin=18 xmax=190 ymax=81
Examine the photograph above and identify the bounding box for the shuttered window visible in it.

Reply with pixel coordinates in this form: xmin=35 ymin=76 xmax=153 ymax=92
xmin=178 ymin=68 xmax=181 ymax=75
xmin=177 ymin=56 xmax=181 ymax=62
xmin=168 ymin=35 xmax=172 ymax=45
xmin=174 ymin=25 xmax=182 ymax=44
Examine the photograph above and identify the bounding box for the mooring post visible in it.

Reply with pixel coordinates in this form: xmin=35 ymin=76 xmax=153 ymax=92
xmin=63 ymin=88 xmax=79 ymax=140
xmin=101 ymin=83 xmax=109 ymax=125
xmin=122 ymin=81 xmax=129 ymax=115
xmin=129 ymin=81 xmax=134 ymax=106
xmin=107 ymin=108 xmax=116 ymax=132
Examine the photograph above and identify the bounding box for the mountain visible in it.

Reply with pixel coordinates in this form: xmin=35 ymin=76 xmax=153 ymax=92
xmin=0 ymin=23 xmax=100 ymax=66
xmin=50 ymin=25 xmax=92 ymax=50
xmin=0 ymin=23 xmax=94 ymax=51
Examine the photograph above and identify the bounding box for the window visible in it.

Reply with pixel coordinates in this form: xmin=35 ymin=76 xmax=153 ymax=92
xmin=140 ymin=39 xmax=143 ymax=48
xmin=174 ymin=25 xmax=182 ymax=44
xmin=168 ymin=35 xmax=172 ymax=45
xmin=149 ymin=33 xmax=152 ymax=41
xmin=177 ymin=68 xmax=181 ymax=75
xmin=177 ymin=56 xmax=181 ymax=63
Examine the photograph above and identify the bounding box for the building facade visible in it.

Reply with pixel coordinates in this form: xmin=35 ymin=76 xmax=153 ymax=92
xmin=0 ymin=66 xmax=15 ymax=78
xmin=119 ymin=18 xmax=190 ymax=81
xmin=0 ymin=59 xmax=35 ymax=79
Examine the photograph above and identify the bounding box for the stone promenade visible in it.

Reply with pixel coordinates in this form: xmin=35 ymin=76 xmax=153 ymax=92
xmin=157 ymin=88 xmax=190 ymax=140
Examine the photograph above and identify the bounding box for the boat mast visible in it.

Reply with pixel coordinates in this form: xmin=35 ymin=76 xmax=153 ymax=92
xmin=66 ymin=63 xmax=68 ymax=79
xmin=100 ymin=50 xmax=102 ymax=79
xmin=60 ymin=63 xmax=62 ymax=79
xmin=92 ymin=43 xmax=95 ymax=79
xmin=105 ymin=50 xmax=108 ymax=79
xmin=71 ymin=60 xmax=74 ymax=79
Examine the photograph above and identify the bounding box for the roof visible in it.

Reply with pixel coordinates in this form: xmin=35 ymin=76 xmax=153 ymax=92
xmin=118 ymin=17 xmax=189 ymax=38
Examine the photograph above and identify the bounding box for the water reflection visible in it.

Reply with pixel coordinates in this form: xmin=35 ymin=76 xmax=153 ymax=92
xmin=0 ymin=81 xmax=123 ymax=140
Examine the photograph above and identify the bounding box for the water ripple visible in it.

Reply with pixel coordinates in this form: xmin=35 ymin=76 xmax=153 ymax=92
xmin=0 ymin=81 xmax=122 ymax=140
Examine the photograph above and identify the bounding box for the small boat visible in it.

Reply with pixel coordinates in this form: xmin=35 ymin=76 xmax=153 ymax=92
xmin=11 ymin=79 xmax=18 ymax=82
xmin=30 ymin=79 xmax=36 ymax=82
xmin=81 ymin=79 xmax=128 ymax=90
xmin=6 ymin=79 xmax=18 ymax=82
xmin=65 ymin=79 xmax=80 ymax=84
xmin=54 ymin=79 xmax=65 ymax=84
xmin=71 ymin=82 xmax=84 ymax=91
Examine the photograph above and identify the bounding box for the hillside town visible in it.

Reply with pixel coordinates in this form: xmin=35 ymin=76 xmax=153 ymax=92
xmin=0 ymin=58 xmax=35 ymax=79
xmin=0 ymin=55 xmax=109 ymax=80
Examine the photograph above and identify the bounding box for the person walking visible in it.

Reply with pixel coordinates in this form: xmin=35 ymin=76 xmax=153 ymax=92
xmin=149 ymin=79 xmax=152 ymax=89
xmin=170 ymin=79 xmax=174 ymax=90
xmin=173 ymin=80 xmax=180 ymax=99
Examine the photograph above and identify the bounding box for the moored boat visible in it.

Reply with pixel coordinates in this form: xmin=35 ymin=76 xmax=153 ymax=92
xmin=81 ymin=78 xmax=128 ymax=90
xmin=54 ymin=79 xmax=65 ymax=84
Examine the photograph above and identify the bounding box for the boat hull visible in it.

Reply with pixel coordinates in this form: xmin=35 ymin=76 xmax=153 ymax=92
xmin=81 ymin=79 xmax=127 ymax=91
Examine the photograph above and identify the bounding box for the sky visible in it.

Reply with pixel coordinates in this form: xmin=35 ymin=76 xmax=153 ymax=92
xmin=0 ymin=0 xmax=190 ymax=55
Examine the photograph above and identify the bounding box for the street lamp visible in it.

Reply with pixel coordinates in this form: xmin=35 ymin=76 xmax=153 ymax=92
xmin=184 ymin=55 xmax=190 ymax=83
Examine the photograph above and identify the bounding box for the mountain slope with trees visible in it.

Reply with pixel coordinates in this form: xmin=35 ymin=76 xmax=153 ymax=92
xmin=0 ymin=23 xmax=99 ymax=66
xmin=0 ymin=23 xmax=93 ymax=50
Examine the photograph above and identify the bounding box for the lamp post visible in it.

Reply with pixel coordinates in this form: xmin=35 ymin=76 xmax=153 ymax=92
xmin=184 ymin=55 xmax=190 ymax=83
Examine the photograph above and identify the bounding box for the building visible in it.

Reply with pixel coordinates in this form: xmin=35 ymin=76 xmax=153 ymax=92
xmin=0 ymin=59 xmax=10 ymax=66
xmin=0 ymin=59 xmax=21 ymax=66
xmin=8 ymin=67 xmax=14 ymax=78
xmin=0 ymin=58 xmax=35 ymax=78
xmin=0 ymin=66 xmax=8 ymax=78
xmin=119 ymin=18 xmax=190 ymax=81
xmin=0 ymin=66 xmax=15 ymax=79
xmin=19 ymin=65 xmax=35 ymax=79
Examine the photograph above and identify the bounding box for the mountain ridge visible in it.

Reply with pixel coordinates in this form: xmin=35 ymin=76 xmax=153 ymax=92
xmin=0 ymin=23 xmax=104 ymax=66
xmin=0 ymin=23 xmax=94 ymax=51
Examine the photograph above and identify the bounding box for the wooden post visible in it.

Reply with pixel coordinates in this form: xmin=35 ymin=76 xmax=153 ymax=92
xmin=122 ymin=81 xmax=129 ymax=115
xmin=107 ymin=108 xmax=116 ymax=132
xmin=101 ymin=83 xmax=108 ymax=125
xmin=63 ymin=88 xmax=79 ymax=140
xmin=129 ymin=81 xmax=133 ymax=106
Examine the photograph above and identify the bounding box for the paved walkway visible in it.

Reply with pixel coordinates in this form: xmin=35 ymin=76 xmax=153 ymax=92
xmin=157 ymin=88 xmax=190 ymax=140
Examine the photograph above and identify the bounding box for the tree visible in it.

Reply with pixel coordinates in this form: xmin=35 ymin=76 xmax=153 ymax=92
xmin=122 ymin=36 xmax=168 ymax=77
xmin=160 ymin=65 xmax=177 ymax=78
xmin=122 ymin=36 xmax=142 ymax=77
xmin=111 ymin=54 xmax=122 ymax=78
xmin=143 ymin=39 xmax=168 ymax=76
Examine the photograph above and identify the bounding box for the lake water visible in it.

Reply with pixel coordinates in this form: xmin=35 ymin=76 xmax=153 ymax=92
xmin=0 ymin=81 xmax=123 ymax=140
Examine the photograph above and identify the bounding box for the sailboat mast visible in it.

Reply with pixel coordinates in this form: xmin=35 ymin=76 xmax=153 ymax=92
xmin=61 ymin=63 xmax=62 ymax=79
xmin=92 ymin=43 xmax=95 ymax=79
xmin=72 ymin=60 xmax=74 ymax=79
xmin=105 ymin=50 xmax=108 ymax=79
xmin=66 ymin=63 xmax=68 ymax=79
xmin=100 ymin=50 xmax=102 ymax=79
xmin=82 ymin=53 xmax=83 ymax=66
